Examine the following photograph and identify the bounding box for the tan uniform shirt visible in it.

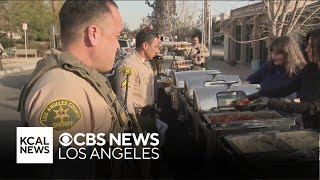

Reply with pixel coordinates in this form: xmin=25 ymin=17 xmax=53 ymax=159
xmin=25 ymin=68 xmax=114 ymax=151
xmin=116 ymin=50 xmax=154 ymax=115
xmin=189 ymin=43 xmax=209 ymax=65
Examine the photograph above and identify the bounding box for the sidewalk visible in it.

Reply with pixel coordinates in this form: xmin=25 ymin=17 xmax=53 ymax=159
xmin=0 ymin=55 xmax=255 ymax=81
xmin=208 ymin=45 xmax=254 ymax=81
xmin=0 ymin=57 xmax=41 ymax=77
xmin=207 ymin=59 xmax=254 ymax=81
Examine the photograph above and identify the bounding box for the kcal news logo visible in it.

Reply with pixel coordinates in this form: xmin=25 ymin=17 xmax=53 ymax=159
xmin=16 ymin=127 xmax=53 ymax=164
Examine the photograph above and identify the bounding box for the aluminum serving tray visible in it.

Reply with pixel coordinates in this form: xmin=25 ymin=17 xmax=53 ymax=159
xmin=224 ymin=129 xmax=319 ymax=154
xmin=217 ymin=129 xmax=320 ymax=179
xmin=198 ymin=110 xmax=296 ymax=159
xmin=202 ymin=110 xmax=295 ymax=130
xmin=171 ymin=70 xmax=221 ymax=110
xmin=184 ymin=74 xmax=242 ymax=101
xmin=173 ymin=70 xmax=221 ymax=89
xmin=193 ymin=85 xmax=261 ymax=113
xmin=220 ymin=129 xmax=319 ymax=160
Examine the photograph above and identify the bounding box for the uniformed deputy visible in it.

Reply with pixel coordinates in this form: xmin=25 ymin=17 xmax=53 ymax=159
xmin=189 ymin=34 xmax=209 ymax=70
xmin=18 ymin=0 xmax=129 ymax=178
xmin=115 ymin=30 xmax=161 ymax=133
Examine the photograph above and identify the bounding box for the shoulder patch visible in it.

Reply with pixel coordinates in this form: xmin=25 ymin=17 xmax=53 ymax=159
xmin=122 ymin=66 xmax=133 ymax=76
xmin=39 ymin=99 xmax=81 ymax=131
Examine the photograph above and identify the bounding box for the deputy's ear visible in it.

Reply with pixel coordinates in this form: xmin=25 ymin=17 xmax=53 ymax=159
xmin=87 ymin=25 xmax=100 ymax=46
xmin=142 ymin=42 xmax=148 ymax=50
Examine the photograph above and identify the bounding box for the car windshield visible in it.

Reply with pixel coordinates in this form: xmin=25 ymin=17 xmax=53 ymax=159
xmin=118 ymin=40 xmax=128 ymax=47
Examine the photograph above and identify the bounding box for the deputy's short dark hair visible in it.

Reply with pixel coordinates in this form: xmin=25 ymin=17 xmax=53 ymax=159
xmin=59 ymin=0 xmax=118 ymax=44
xmin=136 ymin=30 xmax=159 ymax=48
xmin=192 ymin=34 xmax=199 ymax=39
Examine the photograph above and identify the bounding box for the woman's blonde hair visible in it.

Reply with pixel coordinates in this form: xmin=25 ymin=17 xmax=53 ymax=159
xmin=269 ymin=36 xmax=307 ymax=77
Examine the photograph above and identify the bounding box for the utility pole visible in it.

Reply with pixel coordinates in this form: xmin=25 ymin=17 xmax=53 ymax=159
xmin=208 ymin=1 xmax=212 ymax=60
xmin=201 ymin=2 xmax=205 ymax=44
xmin=52 ymin=0 xmax=58 ymax=49
xmin=22 ymin=23 xmax=28 ymax=59
xmin=202 ymin=0 xmax=212 ymax=59
xmin=51 ymin=0 xmax=57 ymax=49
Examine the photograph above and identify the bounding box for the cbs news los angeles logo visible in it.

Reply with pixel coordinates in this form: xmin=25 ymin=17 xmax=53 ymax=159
xmin=17 ymin=127 xmax=160 ymax=164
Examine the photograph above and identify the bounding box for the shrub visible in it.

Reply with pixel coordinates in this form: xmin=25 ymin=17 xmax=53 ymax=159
xmin=15 ymin=41 xmax=50 ymax=57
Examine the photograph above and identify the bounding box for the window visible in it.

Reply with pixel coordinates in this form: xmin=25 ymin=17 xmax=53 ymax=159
xmin=118 ymin=40 xmax=129 ymax=48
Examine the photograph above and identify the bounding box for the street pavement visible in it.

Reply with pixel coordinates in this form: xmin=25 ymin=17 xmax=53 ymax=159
xmin=0 ymin=50 xmax=254 ymax=122
xmin=0 ymin=70 xmax=32 ymax=121
xmin=0 ymin=70 xmax=33 ymax=170
xmin=0 ymin=57 xmax=40 ymax=77
xmin=0 ymin=50 xmax=317 ymax=179
xmin=0 ymin=46 xmax=254 ymax=121
xmin=0 ymin=50 xmax=255 ymax=178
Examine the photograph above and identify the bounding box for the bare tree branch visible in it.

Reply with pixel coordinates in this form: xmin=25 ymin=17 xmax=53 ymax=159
xmin=274 ymin=0 xmax=284 ymax=23
xmin=145 ymin=0 xmax=155 ymax=8
xmin=276 ymin=1 xmax=291 ymax=36
xmin=174 ymin=1 xmax=198 ymax=39
xmin=264 ymin=0 xmax=273 ymax=23
xmin=264 ymin=0 xmax=276 ymax=36
xmin=215 ymin=0 xmax=319 ymax=52
xmin=286 ymin=0 xmax=300 ymax=32
xmin=289 ymin=3 xmax=320 ymax=35
xmin=224 ymin=33 xmax=268 ymax=44
xmin=287 ymin=0 xmax=308 ymax=34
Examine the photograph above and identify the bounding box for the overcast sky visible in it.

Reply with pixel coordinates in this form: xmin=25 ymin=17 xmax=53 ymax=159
xmin=116 ymin=1 xmax=259 ymax=30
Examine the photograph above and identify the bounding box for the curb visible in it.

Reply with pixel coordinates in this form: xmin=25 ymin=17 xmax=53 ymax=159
xmin=0 ymin=64 xmax=36 ymax=77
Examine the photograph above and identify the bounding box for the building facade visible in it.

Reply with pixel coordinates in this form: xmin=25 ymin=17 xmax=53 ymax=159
xmin=213 ymin=1 xmax=319 ymax=70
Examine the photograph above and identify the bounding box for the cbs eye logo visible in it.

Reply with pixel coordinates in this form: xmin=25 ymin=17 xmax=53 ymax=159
xmin=58 ymin=133 xmax=106 ymax=147
xmin=59 ymin=133 xmax=73 ymax=146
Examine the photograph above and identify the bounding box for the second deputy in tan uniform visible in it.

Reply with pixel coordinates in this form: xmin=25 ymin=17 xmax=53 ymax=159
xmin=116 ymin=30 xmax=160 ymax=133
xmin=189 ymin=34 xmax=209 ymax=70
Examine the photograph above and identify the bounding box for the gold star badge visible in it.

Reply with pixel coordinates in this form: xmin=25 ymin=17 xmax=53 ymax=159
xmin=122 ymin=66 xmax=133 ymax=76
xmin=53 ymin=105 xmax=70 ymax=122
xmin=39 ymin=99 xmax=82 ymax=131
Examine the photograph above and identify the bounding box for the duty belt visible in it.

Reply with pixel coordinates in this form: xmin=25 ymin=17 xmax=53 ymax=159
xmin=134 ymin=105 xmax=155 ymax=115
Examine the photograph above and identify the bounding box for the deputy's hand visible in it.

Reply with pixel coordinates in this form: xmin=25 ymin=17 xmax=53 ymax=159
xmin=245 ymin=97 xmax=270 ymax=111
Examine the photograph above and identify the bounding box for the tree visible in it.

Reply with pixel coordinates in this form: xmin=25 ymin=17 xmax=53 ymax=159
xmin=174 ymin=1 xmax=200 ymax=41
xmin=52 ymin=0 xmax=64 ymax=48
xmin=122 ymin=21 xmax=130 ymax=32
xmin=263 ymin=0 xmax=320 ymax=42
xmin=219 ymin=0 xmax=320 ymax=44
xmin=0 ymin=1 xmax=23 ymax=41
xmin=0 ymin=1 xmax=53 ymax=42
xmin=145 ymin=0 xmax=201 ymax=40
xmin=145 ymin=0 xmax=176 ymax=35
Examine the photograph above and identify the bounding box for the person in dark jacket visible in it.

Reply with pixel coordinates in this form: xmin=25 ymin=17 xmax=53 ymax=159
xmin=243 ymin=29 xmax=320 ymax=130
xmin=244 ymin=36 xmax=307 ymax=94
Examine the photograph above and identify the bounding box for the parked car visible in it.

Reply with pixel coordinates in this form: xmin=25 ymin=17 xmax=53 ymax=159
xmin=118 ymin=39 xmax=132 ymax=55
xmin=115 ymin=48 xmax=125 ymax=62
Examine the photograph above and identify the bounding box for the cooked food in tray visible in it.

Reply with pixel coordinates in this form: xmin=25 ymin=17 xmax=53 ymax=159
xmin=208 ymin=113 xmax=254 ymax=122
xmin=276 ymin=131 xmax=319 ymax=150
xmin=225 ymin=134 xmax=292 ymax=153
xmin=224 ymin=130 xmax=319 ymax=154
